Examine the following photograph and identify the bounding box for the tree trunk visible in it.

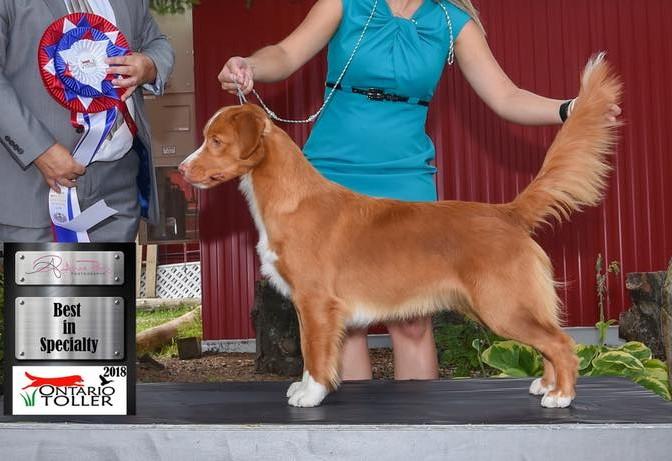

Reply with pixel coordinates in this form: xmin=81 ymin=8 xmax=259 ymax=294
xmin=251 ymin=281 xmax=303 ymax=377
xmin=136 ymin=306 xmax=201 ymax=354
xmin=661 ymin=259 xmax=672 ymax=385
xmin=619 ymin=271 xmax=667 ymax=358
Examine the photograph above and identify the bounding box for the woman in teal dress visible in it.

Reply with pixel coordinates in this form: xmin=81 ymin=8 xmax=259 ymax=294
xmin=218 ymin=0 xmax=621 ymax=380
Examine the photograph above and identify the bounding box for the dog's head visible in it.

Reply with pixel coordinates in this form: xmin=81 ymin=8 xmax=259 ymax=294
xmin=179 ymin=104 xmax=272 ymax=189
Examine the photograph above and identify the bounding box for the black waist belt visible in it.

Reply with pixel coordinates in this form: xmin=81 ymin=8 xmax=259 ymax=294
xmin=326 ymin=82 xmax=430 ymax=107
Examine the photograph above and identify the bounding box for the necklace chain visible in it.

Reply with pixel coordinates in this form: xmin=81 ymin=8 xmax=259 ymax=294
xmin=239 ymin=0 xmax=455 ymax=123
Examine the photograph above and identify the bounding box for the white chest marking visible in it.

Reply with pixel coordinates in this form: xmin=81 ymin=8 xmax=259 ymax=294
xmin=239 ymin=174 xmax=292 ymax=297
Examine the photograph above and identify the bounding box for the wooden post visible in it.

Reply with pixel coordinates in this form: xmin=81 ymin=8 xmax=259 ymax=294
xmin=661 ymin=259 xmax=672 ymax=386
xmin=145 ymin=244 xmax=158 ymax=298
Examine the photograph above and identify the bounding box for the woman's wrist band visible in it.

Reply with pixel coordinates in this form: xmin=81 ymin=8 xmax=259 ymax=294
xmin=559 ymin=100 xmax=571 ymax=122
xmin=559 ymin=98 xmax=576 ymax=122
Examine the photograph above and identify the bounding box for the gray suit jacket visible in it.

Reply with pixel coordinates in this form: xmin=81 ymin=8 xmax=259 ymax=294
xmin=0 ymin=0 xmax=174 ymax=227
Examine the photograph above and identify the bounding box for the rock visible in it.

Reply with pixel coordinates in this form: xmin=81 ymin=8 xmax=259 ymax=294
xmin=177 ymin=337 xmax=202 ymax=360
xmin=251 ymin=280 xmax=303 ymax=377
xmin=619 ymin=271 xmax=667 ymax=358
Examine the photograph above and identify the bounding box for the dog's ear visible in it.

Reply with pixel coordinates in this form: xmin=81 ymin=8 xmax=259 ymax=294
xmin=232 ymin=105 xmax=272 ymax=161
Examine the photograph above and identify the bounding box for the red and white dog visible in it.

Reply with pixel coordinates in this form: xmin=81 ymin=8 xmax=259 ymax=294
xmin=180 ymin=55 xmax=621 ymax=408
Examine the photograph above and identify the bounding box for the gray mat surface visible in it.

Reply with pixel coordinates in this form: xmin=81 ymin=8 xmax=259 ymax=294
xmin=2 ymin=377 xmax=671 ymax=425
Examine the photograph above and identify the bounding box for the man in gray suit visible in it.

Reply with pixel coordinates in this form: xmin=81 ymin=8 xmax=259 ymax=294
xmin=0 ymin=0 xmax=174 ymax=243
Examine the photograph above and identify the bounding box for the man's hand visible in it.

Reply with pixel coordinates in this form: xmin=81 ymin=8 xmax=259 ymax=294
xmin=34 ymin=143 xmax=86 ymax=193
xmin=106 ymin=52 xmax=158 ymax=101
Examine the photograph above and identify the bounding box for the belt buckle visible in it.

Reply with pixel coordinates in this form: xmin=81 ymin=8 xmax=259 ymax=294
xmin=366 ymin=88 xmax=385 ymax=101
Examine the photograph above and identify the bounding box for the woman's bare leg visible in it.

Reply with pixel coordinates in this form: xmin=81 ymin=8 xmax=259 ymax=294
xmin=339 ymin=328 xmax=373 ymax=380
xmin=387 ymin=317 xmax=439 ymax=380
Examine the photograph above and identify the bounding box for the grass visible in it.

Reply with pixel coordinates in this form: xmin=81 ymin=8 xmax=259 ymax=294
xmin=136 ymin=304 xmax=203 ymax=358
xmin=136 ymin=305 xmax=197 ymax=333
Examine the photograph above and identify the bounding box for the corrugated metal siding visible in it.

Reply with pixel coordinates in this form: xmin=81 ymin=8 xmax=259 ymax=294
xmin=194 ymin=0 xmax=672 ymax=339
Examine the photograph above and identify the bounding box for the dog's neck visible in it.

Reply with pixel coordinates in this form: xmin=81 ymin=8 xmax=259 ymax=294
xmin=239 ymin=126 xmax=336 ymax=232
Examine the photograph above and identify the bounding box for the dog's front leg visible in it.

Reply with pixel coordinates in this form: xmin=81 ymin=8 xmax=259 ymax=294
xmin=286 ymin=294 xmax=346 ymax=407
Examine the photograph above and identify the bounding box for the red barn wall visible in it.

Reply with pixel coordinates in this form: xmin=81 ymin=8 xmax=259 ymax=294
xmin=194 ymin=0 xmax=672 ymax=339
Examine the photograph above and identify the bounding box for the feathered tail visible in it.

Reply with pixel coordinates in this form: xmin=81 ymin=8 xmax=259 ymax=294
xmin=506 ymin=53 xmax=623 ymax=232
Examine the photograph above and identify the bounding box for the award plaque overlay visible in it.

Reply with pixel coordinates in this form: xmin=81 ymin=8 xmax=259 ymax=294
xmin=3 ymin=243 xmax=136 ymax=416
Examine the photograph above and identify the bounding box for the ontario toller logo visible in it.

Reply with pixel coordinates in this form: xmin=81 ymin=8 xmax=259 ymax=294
xmin=19 ymin=372 xmax=115 ymax=409
xmin=13 ymin=366 xmax=127 ymax=415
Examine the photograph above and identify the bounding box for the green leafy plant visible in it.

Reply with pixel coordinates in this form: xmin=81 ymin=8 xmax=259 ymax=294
xmin=481 ymin=340 xmax=671 ymax=400
xmin=595 ymin=254 xmax=620 ymax=346
xmin=149 ymin=0 xmax=200 ymax=15
xmin=480 ymin=340 xmax=543 ymax=378
xmin=434 ymin=314 xmax=501 ymax=377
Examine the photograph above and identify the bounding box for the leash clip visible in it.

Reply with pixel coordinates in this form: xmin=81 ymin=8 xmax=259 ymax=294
xmin=235 ymin=82 xmax=247 ymax=105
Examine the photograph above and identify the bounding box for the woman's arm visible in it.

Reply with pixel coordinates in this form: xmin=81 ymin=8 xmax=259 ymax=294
xmin=454 ymin=22 xmax=620 ymax=125
xmin=219 ymin=0 xmax=342 ymax=94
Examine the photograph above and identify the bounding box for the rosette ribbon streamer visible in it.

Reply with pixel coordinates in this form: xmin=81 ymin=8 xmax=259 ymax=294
xmin=39 ymin=11 xmax=138 ymax=242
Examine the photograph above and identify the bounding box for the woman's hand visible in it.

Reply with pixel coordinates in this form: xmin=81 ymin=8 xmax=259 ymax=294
xmin=568 ymin=99 xmax=622 ymax=122
xmin=219 ymin=57 xmax=255 ymax=95
xmin=605 ymin=103 xmax=622 ymax=122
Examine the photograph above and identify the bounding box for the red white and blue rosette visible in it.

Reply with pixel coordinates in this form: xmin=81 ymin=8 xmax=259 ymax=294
xmin=38 ymin=13 xmax=138 ymax=242
xmin=38 ymin=13 xmax=130 ymax=115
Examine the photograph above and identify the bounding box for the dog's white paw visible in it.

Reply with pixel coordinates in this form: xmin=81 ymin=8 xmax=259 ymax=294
xmin=541 ymin=392 xmax=574 ymax=408
xmin=529 ymin=378 xmax=554 ymax=396
xmin=287 ymin=372 xmax=328 ymax=408
xmin=286 ymin=380 xmax=304 ymax=398
xmin=287 ymin=370 xmax=309 ymax=397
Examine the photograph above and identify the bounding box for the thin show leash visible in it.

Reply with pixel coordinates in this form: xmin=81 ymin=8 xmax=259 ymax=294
xmin=236 ymin=0 xmax=456 ymax=123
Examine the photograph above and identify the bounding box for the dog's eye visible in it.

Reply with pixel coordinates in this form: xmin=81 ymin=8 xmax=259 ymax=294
xmin=210 ymin=137 xmax=222 ymax=147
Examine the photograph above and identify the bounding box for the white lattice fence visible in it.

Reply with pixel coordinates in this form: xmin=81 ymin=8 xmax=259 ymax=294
xmin=139 ymin=262 xmax=201 ymax=299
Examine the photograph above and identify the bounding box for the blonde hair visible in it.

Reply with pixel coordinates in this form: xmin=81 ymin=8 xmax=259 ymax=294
xmin=436 ymin=0 xmax=485 ymax=33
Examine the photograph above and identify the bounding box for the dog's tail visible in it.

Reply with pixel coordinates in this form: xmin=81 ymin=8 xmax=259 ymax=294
xmin=506 ymin=53 xmax=622 ymax=232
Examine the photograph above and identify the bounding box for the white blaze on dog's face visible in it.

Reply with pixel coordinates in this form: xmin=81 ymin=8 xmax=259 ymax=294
xmin=180 ymin=104 xmax=272 ymax=189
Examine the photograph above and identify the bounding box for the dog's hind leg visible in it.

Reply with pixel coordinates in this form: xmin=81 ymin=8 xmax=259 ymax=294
xmin=286 ymin=293 xmax=347 ymax=407
xmin=472 ymin=274 xmax=578 ymax=408
xmin=530 ymin=329 xmax=577 ymax=408
xmin=482 ymin=307 xmax=577 ymax=408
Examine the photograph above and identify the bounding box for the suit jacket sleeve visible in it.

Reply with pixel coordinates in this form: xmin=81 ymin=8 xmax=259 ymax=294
xmin=138 ymin=0 xmax=175 ymax=95
xmin=0 ymin=3 xmax=55 ymax=168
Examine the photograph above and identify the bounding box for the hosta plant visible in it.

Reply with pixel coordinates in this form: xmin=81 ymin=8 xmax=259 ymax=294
xmin=480 ymin=336 xmax=671 ymax=401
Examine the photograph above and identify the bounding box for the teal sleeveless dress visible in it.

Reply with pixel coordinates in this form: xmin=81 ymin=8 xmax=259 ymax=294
xmin=303 ymin=0 xmax=471 ymax=201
